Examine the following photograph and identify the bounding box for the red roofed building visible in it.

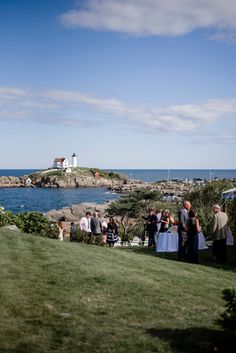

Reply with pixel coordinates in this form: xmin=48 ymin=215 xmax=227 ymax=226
xmin=53 ymin=157 xmax=69 ymax=169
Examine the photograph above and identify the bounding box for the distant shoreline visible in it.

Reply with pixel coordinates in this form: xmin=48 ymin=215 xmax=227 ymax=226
xmin=0 ymin=168 xmax=236 ymax=183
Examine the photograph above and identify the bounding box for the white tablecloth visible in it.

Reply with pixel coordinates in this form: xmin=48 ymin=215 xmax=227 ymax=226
xmin=156 ymin=231 xmax=208 ymax=253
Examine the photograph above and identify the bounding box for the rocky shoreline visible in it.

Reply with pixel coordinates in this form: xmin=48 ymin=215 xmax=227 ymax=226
xmin=0 ymin=174 xmax=199 ymax=202
xmin=0 ymin=176 xmax=25 ymax=188
xmin=1 ymin=170 xmax=234 ymax=210
xmin=44 ymin=181 xmax=201 ymax=222
xmin=46 ymin=202 xmax=109 ymax=222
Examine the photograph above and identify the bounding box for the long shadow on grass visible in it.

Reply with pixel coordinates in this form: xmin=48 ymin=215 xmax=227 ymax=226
xmin=146 ymin=327 xmax=235 ymax=353
xmin=119 ymin=246 xmax=236 ymax=272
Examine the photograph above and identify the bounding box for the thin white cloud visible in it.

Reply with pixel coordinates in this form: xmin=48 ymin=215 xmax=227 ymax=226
xmin=44 ymin=89 xmax=236 ymax=132
xmin=186 ymin=131 xmax=236 ymax=145
xmin=0 ymin=87 xmax=32 ymax=101
xmin=59 ymin=0 xmax=236 ymax=40
xmin=208 ymin=29 xmax=236 ymax=44
xmin=0 ymin=87 xmax=236 ymax=137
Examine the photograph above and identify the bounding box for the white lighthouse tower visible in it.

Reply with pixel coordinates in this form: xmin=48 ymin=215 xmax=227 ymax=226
xmin=71 ymin=153 xmax=77 ymax=168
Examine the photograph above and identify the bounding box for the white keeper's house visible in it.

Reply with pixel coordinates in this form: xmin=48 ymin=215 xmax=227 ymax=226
xmin=53 ymin=157 xmax=69 ymax=169
xmin=52 ymin=153 xmax=78 ymax=169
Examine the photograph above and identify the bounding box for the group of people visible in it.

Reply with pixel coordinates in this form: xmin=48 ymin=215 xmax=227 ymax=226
xmin=178 ymin=201 xmax=229 ymax=264
xmin=71 ymin=212 xmax=119 ymax=247
xmin=142 ymin=201 xmax=230 ymax=264
xmin=141 ymin=208 xmax=176 ymax=247
xmin=58 ymin=201 xmax=230 ymax=263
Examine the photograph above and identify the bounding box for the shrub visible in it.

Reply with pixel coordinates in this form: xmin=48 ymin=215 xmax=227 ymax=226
xmin=0 ymin=209 xmax=24 ymax=229
xmin=219 ymin=288 xmax=236 ymax=335
xmin=89 ymin=168 xmax=127 ymax=181
xmin=17 ymin=212 xmax=50 ymax=234
xmin=41 ymin=222 xmax=59 ymax=239
xmin=72 ymin=227 xmax=90 ymax=243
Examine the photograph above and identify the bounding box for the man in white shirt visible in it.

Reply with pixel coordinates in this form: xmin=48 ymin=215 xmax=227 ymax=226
xmin=79 ymin=212 xmax=92 ymax=243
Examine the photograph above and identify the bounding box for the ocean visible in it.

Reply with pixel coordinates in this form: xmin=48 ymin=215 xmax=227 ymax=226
xmin=0 ymin=169 xmax=235 ymax=213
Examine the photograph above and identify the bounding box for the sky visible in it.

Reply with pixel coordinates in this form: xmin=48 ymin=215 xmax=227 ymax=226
xmin=0 ymin=0 xmax=236 ymax=169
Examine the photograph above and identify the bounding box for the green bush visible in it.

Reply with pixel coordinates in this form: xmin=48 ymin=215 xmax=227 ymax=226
xmin=0 ymin=210 xmax=24 ymax=229
xmin=72 ymin=227 xmax=90 ymax=243
xmin=88 ymin=168 xmax=127 ymax=181
xmin=41 ymin=222 xmax=60 ymax=239
xmin=0 ymin=210 xmax=13 ymax=227
xmin=17 ymin=212 xmax=50 ymax=234
xmin=219 ymin=288 xmax=236 ymax=335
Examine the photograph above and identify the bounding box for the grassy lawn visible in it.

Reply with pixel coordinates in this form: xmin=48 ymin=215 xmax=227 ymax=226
xmin=0 ymin=229 xmax=235 ymax=353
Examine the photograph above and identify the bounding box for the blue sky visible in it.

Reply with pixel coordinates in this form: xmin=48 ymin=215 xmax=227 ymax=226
xmin=0 ymin=0 xmax=236 ymax=169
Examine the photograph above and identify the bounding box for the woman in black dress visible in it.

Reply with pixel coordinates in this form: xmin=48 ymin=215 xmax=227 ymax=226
xmin=186 ymin=209 xmax=201 ymax=263
xmin=159 ymin=210 xmax=170 ymax=233
xmin=106 ymin=217 xmax=119 ymax=248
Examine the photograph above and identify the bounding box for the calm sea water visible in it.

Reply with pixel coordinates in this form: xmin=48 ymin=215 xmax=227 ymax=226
xmin=0 ymin=187 xmax=119 ymax=213
xmin=0 ymin=169 xmax=235 ymax=213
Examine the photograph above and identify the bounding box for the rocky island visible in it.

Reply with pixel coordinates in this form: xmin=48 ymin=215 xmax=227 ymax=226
xmin=0 ymin=167 xmax=143 ymax=189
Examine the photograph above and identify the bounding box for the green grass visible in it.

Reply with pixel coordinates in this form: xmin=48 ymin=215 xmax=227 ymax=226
xmin=0 ymin=229 xmax=235 ymax=353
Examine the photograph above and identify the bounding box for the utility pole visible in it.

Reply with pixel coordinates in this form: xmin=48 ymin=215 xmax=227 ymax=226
xmin=167 ymin=169 xmax=170 ymax=183
xmin=209 ymin=170 xmax=214 ymax=181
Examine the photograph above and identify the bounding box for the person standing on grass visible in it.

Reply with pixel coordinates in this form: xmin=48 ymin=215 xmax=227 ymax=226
xmin=178 ymin=200 xmax=191 ymax=260
xmin=101 ymin=218 xmax=108 ymax=246
xmin=106 ymin=217 xmax=119 ymax=248
xmin=90 ymin=212 xmax=103 ymax=245
xmin=58 ymin=221 xmax=64 ymax=241
xmin=185 ymin=209 xmax=201 ymax=264
xmin=159 ymin=209 xmax=170 ymax=233
xmin=141 ymin=208 xmax=158 ymax=247
xmin=69 ymin=222 xmax=76 ymax=242
xmin=79 ymin=211 xmax=92 ymax=244
xmin=156 ymin=209 xmax=162 ymax=231
xmin=212 ymin=204 xmax=228 ymax=263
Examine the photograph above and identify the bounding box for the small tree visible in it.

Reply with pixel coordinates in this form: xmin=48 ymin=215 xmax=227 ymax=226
xmin=106 ymin=189 xmax=161 ymax=240
xmin=184 ymin=180 xmax=234 ymax=237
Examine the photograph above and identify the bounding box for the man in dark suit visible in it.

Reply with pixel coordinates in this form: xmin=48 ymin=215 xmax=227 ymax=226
xmin=178 ymin=201 xmax=191 ymax=260
xmin=141 ymin=208 xmax=158 ymax=247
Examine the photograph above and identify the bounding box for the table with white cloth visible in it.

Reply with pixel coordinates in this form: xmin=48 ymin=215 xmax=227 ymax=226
xmin=156 ymin=231 xmax=208 ymax=253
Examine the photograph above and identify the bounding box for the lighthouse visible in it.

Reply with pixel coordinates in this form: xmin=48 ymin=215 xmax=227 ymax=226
xmin=71 ymin=153 xmax=77 ymax=168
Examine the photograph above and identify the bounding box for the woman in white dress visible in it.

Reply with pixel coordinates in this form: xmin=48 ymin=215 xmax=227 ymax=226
xmin=58 ymin=221 xmax=64 ymax=241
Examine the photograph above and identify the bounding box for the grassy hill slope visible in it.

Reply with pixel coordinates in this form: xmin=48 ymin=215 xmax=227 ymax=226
xmin=0 ymin=230 xmax=235 ymax=353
